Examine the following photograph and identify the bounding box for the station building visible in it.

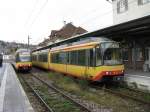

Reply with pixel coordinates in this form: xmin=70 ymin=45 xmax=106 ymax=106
xmin=110 ymin=0 xmax=150 ymax=71
xmin=37 ymin=0 xmax=150 ymax=73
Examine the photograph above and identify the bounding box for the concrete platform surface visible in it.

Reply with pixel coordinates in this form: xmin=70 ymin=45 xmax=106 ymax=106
xmin=0 ymin=64 xmax=6 ymax=86
xmin=125 ymin=69 xmax=150 ymax=77
xmin=0 ymin=63 xmax=34 ymax=112
xmin=125 ymin=70 xmax=150 ymax=91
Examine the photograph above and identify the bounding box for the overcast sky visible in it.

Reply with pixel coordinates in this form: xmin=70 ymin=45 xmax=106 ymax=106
xmin=0 ymin=0 xmax=113 ymax=45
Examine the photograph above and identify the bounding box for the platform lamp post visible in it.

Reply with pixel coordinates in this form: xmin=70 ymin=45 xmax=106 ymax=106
xmin=28 ymin=35 xmax=31 ymax=50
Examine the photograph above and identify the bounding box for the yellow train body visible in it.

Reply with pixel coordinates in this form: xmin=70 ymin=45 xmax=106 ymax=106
xmin=14 ymin=49 xmax=32 ymax=72
xmin=32 ymin=40 xmax=124 ymax=81
xmin=48 ymin=63 xmax=124 ymax=81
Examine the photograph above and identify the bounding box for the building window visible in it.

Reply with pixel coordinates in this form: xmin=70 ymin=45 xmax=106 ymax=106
xmin=134 ymin=48 xmax=144 ymax=61
xmin=138 ymin=0 xmax=150 ymax=5
xmin=122 ymin=48 xmax=129 ymax=61
xmin=117 ymin=0 xmax=128 ymax=14
xmin=145 ymin=48 xmax=149 ymax=61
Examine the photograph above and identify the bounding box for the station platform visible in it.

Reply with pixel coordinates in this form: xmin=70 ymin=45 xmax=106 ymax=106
xmin=125 ymin=69 xmax=150 ymax=91
xmin=0 ymin=63 xmax=34 ymax=112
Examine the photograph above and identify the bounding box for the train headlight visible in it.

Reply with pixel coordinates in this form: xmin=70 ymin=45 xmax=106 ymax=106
xmin=109 ymin=71 xmax=112 ymax=75
xmin=106 ymin=72 xmax=109 ymax=75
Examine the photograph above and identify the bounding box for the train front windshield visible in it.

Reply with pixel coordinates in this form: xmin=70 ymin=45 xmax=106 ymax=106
xmin=101 ymin=42 xmax=122 ymax=65
xmin=19 ymin=55 xmax=31 ymax=62
xmin=18 ymin=52 xmax=31 ymax=62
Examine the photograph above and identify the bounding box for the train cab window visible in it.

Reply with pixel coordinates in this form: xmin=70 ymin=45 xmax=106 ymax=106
xmin=78 ymin=50 xmax=86 ymax=66
xmin=96 ymin=47 xmax=102 ymax=66
xmin=16 ymin=54 xmax=20 ymax=62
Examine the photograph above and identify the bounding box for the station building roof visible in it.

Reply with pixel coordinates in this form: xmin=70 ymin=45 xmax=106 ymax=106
xmin=33 ymin=15 xmax=150 ymax=52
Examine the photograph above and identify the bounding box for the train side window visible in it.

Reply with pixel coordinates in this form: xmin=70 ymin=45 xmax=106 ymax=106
xmin=32 ymin=55 xmax=34 ymax=61
xmin=59 ymin=52 xmax=67 ymax=64
xmin=70 ymin=51 xmax=77 ymax=65
xmin=43 ymin=53 xmax=48 ymax=62
xmin=78 ymin=50 xmax=86 ymax=66
xmin=66 ymin=52 xmax=70 ymax=64
xmin=33 ymin=55 xmax=37 ymax=61
xmin=36 ymin=55 xmax=38 ymax=61
xmin=55 ymin=53 xmax=59 ymax=63
xmin=51 ymin=53 xmax=57 ymax=63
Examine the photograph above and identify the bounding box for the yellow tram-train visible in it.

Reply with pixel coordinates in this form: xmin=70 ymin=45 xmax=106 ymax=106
xmin=32 ymin=37 xmax=124 ymax=81
xmin=14 ymin=49 xmax=32 ymax=72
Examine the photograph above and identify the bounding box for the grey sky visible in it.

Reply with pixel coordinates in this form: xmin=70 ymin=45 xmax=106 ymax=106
xmin=0 ymin=0 xmax=113 ymax=45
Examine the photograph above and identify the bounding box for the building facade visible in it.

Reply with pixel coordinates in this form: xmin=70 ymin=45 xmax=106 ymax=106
xmin=112 ymin=0 xmax=150 ymax=24
xmin=111 ymin=0 xmax=150 ymax=71
xmin=38 ymin=23 xmax=87 ymax=47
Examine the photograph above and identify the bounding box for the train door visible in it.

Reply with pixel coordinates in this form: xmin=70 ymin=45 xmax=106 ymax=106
xmin=85 ymin=48 xmax=96 ymax=80
xmin=48 ymin=51 xmax=51 ymax=70
xmin=65 ymin=52 xmax=69 ymax=73
xmin=148 ymin=48 xmax=150 ymax=70
xmin=84 ymin=49 xmax=90 ymax=79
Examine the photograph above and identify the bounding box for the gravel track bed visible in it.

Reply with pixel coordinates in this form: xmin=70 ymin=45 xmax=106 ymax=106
xmin=18 ymin=74 xmax=49 ymax=112
xmin=31 ymin=67 xmax=150 ymax=112
xmin=22 ymin=74 xmax=92 ymax=112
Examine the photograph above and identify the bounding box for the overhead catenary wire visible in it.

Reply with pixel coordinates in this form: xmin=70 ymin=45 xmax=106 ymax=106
xmin=24 ymin=0 xmax=39 ymax=27
xmin=26 ymin=0 xmax=48 ymax=32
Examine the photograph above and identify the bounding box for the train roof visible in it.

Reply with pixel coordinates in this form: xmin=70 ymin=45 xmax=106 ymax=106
xmin=16 ymin=49 xmax=31 ymax=53
xmin=50 ymin=37 xmax=118 ymax=52
xmin=50 ymin=42 xmax=98 ymax=52
xmin=33 ymin=37 xmax=115 ymax=52
xmin=32 ymin=49 xmax=49 ymax=54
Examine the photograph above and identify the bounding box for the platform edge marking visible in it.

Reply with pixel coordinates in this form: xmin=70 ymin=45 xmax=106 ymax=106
xmin=0 ymin=64 xmax=8 ymax=112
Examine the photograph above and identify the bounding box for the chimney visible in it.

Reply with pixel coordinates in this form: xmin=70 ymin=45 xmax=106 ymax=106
xmin=63 ymin=21 xmax=66 ymax=26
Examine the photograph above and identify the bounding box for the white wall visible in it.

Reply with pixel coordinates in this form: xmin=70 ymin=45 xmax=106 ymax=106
xmin=113 ymin=0 xmax=150 ymax=24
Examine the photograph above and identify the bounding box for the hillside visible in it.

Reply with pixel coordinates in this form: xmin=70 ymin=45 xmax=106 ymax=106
xmin=0 ymin=40 xmax=36 ymax=54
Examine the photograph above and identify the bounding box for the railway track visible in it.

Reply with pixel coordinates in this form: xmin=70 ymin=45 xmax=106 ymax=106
xmin=20 ymin=73 xmax=95 ymax=112
xmin=30 ymin=67 xmax=150 ymax=112
xmin=92 ymin=83 xmax=150 ymax=106
xmin=32 ymin=67 xmax=150 ymax=106
xmin=19 ymin=74 xmax=54 ymax=112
